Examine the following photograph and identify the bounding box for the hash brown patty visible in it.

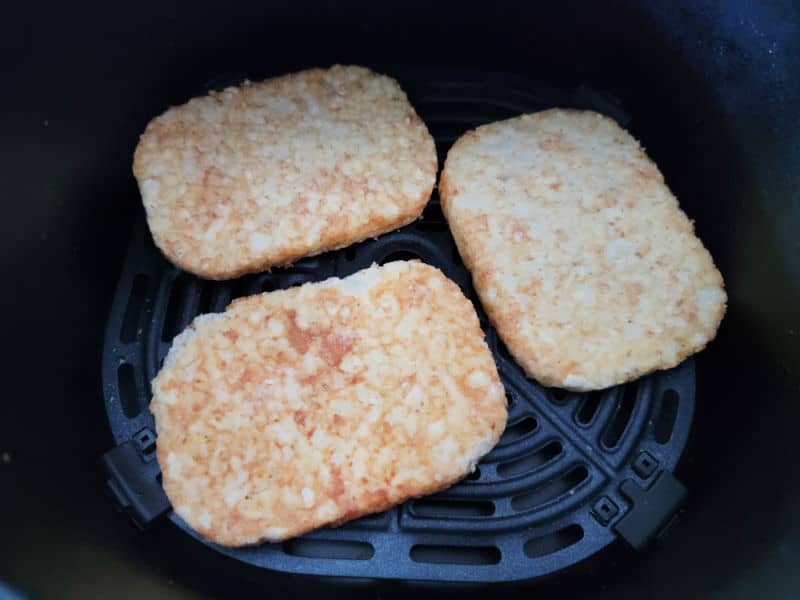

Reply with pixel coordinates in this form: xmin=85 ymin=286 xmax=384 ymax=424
xmin=134 ymin=65 xmax=437 ymax=279
xmin=151 ymin=261 xmax=507 ymax=545
xmin=440 ymin=109 xmax=726 ymax=390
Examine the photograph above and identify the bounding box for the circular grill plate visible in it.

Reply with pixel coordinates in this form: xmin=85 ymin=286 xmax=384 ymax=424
xmin=102 ymin=72 xmax=694 ymax=582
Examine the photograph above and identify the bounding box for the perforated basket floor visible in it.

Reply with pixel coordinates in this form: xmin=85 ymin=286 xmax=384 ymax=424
xmin=102 ymin=72 xmax=694 ymax=583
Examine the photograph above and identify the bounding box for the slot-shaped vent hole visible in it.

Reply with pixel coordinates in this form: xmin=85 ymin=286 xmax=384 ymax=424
xmin=500 ymin=417 xmax=538 ymax=444
xmin=474 ymin=303 xmax=489 ymax=325
xmin=412 ymin=498 xmax=495 ymax=518
xmin=196 ymin=283 xmax=216 ymax=315
xmin=118 ymin=363 xmax=140 ymax=418
xmin=284 ymin=273 xmax=313 ymax=288
xmin=497 ymin=441 xmax=563 ymax=478
xmin=451 ymin=241 xmax=463 ymax=265
xmin=380 ymin=250 xmax=421 ymax=264
xmin=410 ymin=544 xmax=500 ymax=565
xmin=576 ymin=391 xmax=603 ymax=425
xmin=511 ymin=466 xmax=589 ymax=511
xmin=339 ymin=510 xmax=390 ymax=530
xmin=602 ymin=383 xmax=638 ymax=448
xmin=261 ymin=280 xmax=275 ymax=293
xmin=282 ymin=539 xmax=374 ymax=561
xmin=506 ymin=392 xmax=515 ymax=408
xmin=294 ymin=257 xmax=320 ymax=270
xmin=162 ymin=274 xmax=192 ymax=342
xmin=549 ymin=388 xmax=569 ymax=404
xmin=655 ymin=389 xmax=679 ymax=444
xmin=496 ymin=340 xmax=513 ymax=360
xmin=466 ymin=466 xmax=482 ymax=481
xmin=348 ymin=511 xmax=387 ymax=525
xmin=232 ymin=274 xmax=260 ymax=299
xmin=524 ymin=524 xmax=584 ymax=558
xmin=121 ymin=274 xmax=149 ymax=343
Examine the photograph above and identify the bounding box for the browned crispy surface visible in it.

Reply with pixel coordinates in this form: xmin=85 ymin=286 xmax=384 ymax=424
xmin=151 ymin=262 xmax=507 ymax=545
xmin=134 ymin=66 xmax=437 ymax=279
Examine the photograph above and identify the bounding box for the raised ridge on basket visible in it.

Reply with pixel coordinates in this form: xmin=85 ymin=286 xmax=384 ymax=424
xmin=524 ymin=524 xmax=584 ymax=558
xmin=283 ymin=539 xmax=375 ymax=561
xmin=120 ymin=274 xmax=149 ymax=344
xmin=411 ymin=498 xmax=496 ymax=518
xmin=410 ymin=544 xmax=501 ymax=566
xmin=655 ymin=389 xmax=680 ymax=444
xmin=497 ymin=441 xmax=563 ymax=479
xmin=511 ymin=465 xmax=590 ymax=512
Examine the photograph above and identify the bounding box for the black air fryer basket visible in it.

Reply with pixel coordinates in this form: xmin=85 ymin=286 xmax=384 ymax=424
xmin=3 ymin=2 xmax=800 ymax=599
xmin=103 ymin=75 xmax=696 ymax=582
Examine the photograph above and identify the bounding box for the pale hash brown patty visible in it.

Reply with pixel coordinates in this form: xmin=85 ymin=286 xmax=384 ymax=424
xmin=151 ymin=262 xmax=507 ymax=546
xmin=440 ymin=109 xmax=726 ymax=391
xmin=134 ymin=65 xmax=437 ymax=279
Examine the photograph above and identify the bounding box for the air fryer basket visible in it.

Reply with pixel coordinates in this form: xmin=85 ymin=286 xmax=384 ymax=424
xmin=102 ymin=74 xmax=696 ymax=582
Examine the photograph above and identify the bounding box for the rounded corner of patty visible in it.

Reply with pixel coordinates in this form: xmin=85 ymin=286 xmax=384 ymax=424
xmin=133 ymin=66 xmax=437 ymax=279
xmin=151 ymin=261 xmax=506 ymax=546
xmin=440 ymin=109 xmax=726 ymax=390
